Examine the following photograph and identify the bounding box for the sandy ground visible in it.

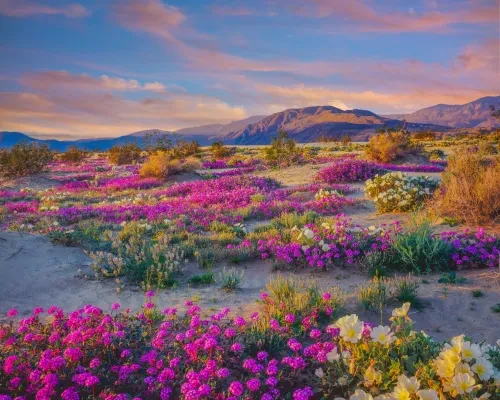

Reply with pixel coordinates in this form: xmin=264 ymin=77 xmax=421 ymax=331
xmin=1 ymin=231 xmax=499 ymax=343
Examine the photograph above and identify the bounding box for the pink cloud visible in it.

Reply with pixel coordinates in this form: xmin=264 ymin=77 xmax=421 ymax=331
xmin=291 ymin=0 xmax=498 ymax=32
xmin=20 ymin=71 xmax=168 ymax=93
xmin=0 ymin=0 xmax=89 ymax=18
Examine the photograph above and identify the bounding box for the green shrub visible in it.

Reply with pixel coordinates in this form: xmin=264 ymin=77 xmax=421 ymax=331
xmin=60 ymin=146 xmax=86 ymax=163
xmin=261 ymin=130 xmax=302 ymax=168
xmin=391 ymin=218 xmax=452 ymax=274
xmin=188 ymin=273 xmax=215 ymax=286
xmin=211 ymin=140 xmax=232 ymax=158
xmin=219 ymin=267 xmax=244 ymax=292
xmin=0 ymin=142 xmax=53 ymax=178
xmin=391 ymin=275 xmax=419 ymax=303
xmin=108 ymin=143 xmax=142 ymax=165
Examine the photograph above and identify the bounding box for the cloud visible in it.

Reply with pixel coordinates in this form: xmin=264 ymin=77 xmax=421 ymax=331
xmin=0 ymin=0 xmax=90 ymax=18
xmin=0 ymin=89 xmax=247 ymax=138
xmin=20 ymin=71 xmax=168 ymax=93
xmin=290 ymin=0 xmax=498 ymax=32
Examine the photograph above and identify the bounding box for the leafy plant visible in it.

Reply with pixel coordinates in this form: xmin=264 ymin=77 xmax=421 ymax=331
xmin=219 ymin=267 xmax=244 ymax=292
xmin=438 ymin=272 xmax=467 ymax=284
xmin=0 ymin=142 xmax=53 ymax=178
xmin=261 ymin=130 xmax=302 ymax=168
xmin=188 ymin=272 xmax=215 ymax=286
xmin=108 ymin=143 xmax=142 ymax=165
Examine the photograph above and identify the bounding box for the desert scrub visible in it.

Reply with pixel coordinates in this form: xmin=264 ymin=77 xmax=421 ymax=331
xmin=0 ymin=142 xmax=53 ymax=178
xmin=188 ymin=272 xmax=215 ymax=286
xmin=390 ymin=217 xmax=452 ymax=274
xmin=365 ymin=130 xmax=421 ymax=163
xmin=365 ymin=172 xmax=439 ymax=213
xmin=140 ymin=151 xmax=200 ymax=178
xmin=219 ymin=266 xmax=244 ymax=292
xmin=434 ymin=150 xmax=500 ymax=224
xmin=59 ymin=146 xmax=87 ymax=163
xmin=261 ymin=130 xmax=302 ymax=168
xmin=108 ymin=143 xmax=142 ymax=165
xmin=88 ymin=232 xmax=188 ymax=289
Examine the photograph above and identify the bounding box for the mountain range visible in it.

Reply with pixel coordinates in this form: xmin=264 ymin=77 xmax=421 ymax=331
xmin=1 ymin=96 xmax=498 ymax=150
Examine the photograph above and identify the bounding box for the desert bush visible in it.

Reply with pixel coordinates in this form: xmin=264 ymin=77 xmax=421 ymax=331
xmin=365 ymin=172 xmax=439 ymax=213
xmin=262 ymin=130 xmax=302 ymax=168
xmin=140 ymin=152 xmax=200 ymax=178
xmin=0 ymin=142 xmax=53 ymax=178
xmin=59 ymin=146 xmax=86 ymax=163
xmin=366 ymin=131 xmax=421 ymax=163
xmin=477 ymin=142 xmax=498 ymax=155
xmin=391 ymin=217 xmax=452 ymax=274
xmin=108 ymin=143 xmax=142 ymax=165
xmin=412 ymin=131 xmax=437 ymax=141
xmin=219 ymin=267 xmax=244 ymax=292
xmin=315 ymin=159 xmax=382 ymax=183
xmin=172 ymin=139 xmax=200 ymax=158
xmin=434 ymin=150 xmax=500 ymax=224
xmin=188 ymin=272 xmax=215 ymax=286
xmin=427 ymin=149 xmax=445 ymax=160
xmin=211 ymin=140 xmax=232 ymax=158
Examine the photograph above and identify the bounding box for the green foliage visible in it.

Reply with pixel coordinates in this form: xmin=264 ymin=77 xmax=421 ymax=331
xmin=0 ymin=142 xmax=53 ymax=178
xmin=211 ymin=140 xmax=232 ymax=158
xmin=108 ymin=143 xmax=142 ymax=165
xmin=60 ymin=146 xmax=87 ymax=163
xmin=438 ymin=272 xmax=467 ymax=284
xmin=391 ymin=218 xmax=452 ymax=274
xmin=172 ymin=139 xmax=201 ymax=158
xmin=219 ymin=267 xmax=244 ymax=292
xmin=188 ymin=272 xmax=215 ymax=286
xmin=471 ymin=289 xmax=484 ymax=298
xmin=261 ymin=130 xmax=302 ymax=168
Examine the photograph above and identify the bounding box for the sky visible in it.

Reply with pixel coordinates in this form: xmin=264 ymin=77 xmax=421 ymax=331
xmin=0 ymin=0 xmax=499 ymax=139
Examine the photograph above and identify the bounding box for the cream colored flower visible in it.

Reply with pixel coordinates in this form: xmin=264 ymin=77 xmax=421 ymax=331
xmin=326 ymin=348 xmax=340 ymax=362
xmin=416 ymin=389 xmax=438 ymax=400
xmin=391 ymin=303 xmax=410 ymax=319
xmin=472 ymin=357 xmax=495 ymax=381
xmin=462 ymin=342 xmax=483 ymax=361
xmin=397 ymin=375 xmax=419 ymax=393
xmin=350 ymin=389 xmax=373 ymax=400
xmin=370 ymin=325 xmax=394 ymax=345
xmin=315 ymin=367 xmax=324 ymax=378
xmin=340 ymin=321 xmax=364 ymax=343
xmin=338 ymin=375 xmax=349 ymax=385
xmin=364 ymin=365 xmax=382 ymax=386
xmin=450 ymin=373 xmax=476 ymax=395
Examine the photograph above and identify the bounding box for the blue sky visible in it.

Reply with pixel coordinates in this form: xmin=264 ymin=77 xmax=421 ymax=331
xmin=0 ymin=0 xmax=498 ymax=138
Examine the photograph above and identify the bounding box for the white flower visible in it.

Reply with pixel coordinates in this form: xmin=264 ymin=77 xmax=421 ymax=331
xmin=304 ymin=228 xmax=314 ymax=239
xmin=462 ymin=342 xmax=483 ymax=361
xmin=370 ymin=325 xmax=394 ymax=345
xmin=315 ymin=367 xmax=324 ymax=378
xmin=339 ymin=321 xmax=364 ymax=343
xmin=349 ymin=389 xmax=373 ymax=400
xmin=322 ymin=243 xmax=330 ymax=252
xmin=471 ymin=357 xmax=495 ymax=381
xmin=397 ymin=375 xmax=420 ymax=393
xmin=416 ymin=389 xmax=439 ymax=400
xmin=326 ymin=348 xmax=340 ymax=362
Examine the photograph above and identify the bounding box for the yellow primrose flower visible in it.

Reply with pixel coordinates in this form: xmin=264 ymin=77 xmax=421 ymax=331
xmin=433 ymin=358 xmax=456 ymax=379
xmin=370 ymin=325 xmax=394 ymax=345
xmin=397 ymin=375 xmax=420 ymax=393
xmin=440 ymin=348 xmax=461 ymax=365
xmin=450 ymin=372 xmax=476 ymax=395
xmin=364 ymin=365 xmax=382 ymax=386
xmin=391 ymin=386 xmax=411 ymax=400
xmin=416 ymin=389 xmax=439 ymax=400
xmin=455 ymin=362 xmax=472 ymax=375
xmin=350 ymin=389 xmax=373 ymax=400
xmin=390 ymin=303 xmax=410 ymax=320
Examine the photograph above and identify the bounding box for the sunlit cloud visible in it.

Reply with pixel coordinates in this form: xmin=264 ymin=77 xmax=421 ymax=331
xmin=0 ymin=0 xmax=90 ymax=18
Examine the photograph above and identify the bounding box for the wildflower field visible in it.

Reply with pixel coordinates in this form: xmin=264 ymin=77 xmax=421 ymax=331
xmin=0 ymin=139 xmax=499 ymax=399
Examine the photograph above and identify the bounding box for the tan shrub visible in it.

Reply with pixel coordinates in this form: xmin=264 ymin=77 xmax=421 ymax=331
xmin=365 ymin=131 xmax=418 ymax=163
xmin=140 ymin=152 xmax=200 ymax=178
xmin=108 ymin=143 xmax=142 ymax=165
xmin=434 ymin=150 xmax=500 ymax=224
xmin=60 ymin=146 xmax=86 ymax=163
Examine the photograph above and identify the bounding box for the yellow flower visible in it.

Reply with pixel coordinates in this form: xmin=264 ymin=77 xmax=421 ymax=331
xmin=390 ymin=303 xmax=411 ymax=320
xmin=450 ymin=373 xmax=476 ymax=395
xmin=397 ymin=375 xmax=420 ymax=393
xmin=370 ymin=325 xmax=394 ymax=345
xmin=390 ymin=386 xmax=411 ymax=400
xmin=416 ymin=389 xmax=438 ymax=400
xmin=462 ymin=342 xmax=483 ymax=361
xmin=364 ymin=365 xmax=382 ymax=386
xmin=340 ymin=321 xmax=364 ymax=344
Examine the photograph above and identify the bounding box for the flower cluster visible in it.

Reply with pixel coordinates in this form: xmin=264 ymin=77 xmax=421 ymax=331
xmin=365 ymin=172 xmax=440 ymax=213
xmin=315 ymin=159 xmax=383 ymax=183
xmin=1 ymin=300 xmax=498 ymax=400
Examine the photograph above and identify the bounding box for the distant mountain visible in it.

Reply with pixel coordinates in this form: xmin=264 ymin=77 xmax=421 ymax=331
xmin=222 ymin=106 xmax=449 ymax=144
xmin=385 ymin=96 xmax=500 ymax=128
xmin=176 ymin=115 xmax=266 ymax=137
